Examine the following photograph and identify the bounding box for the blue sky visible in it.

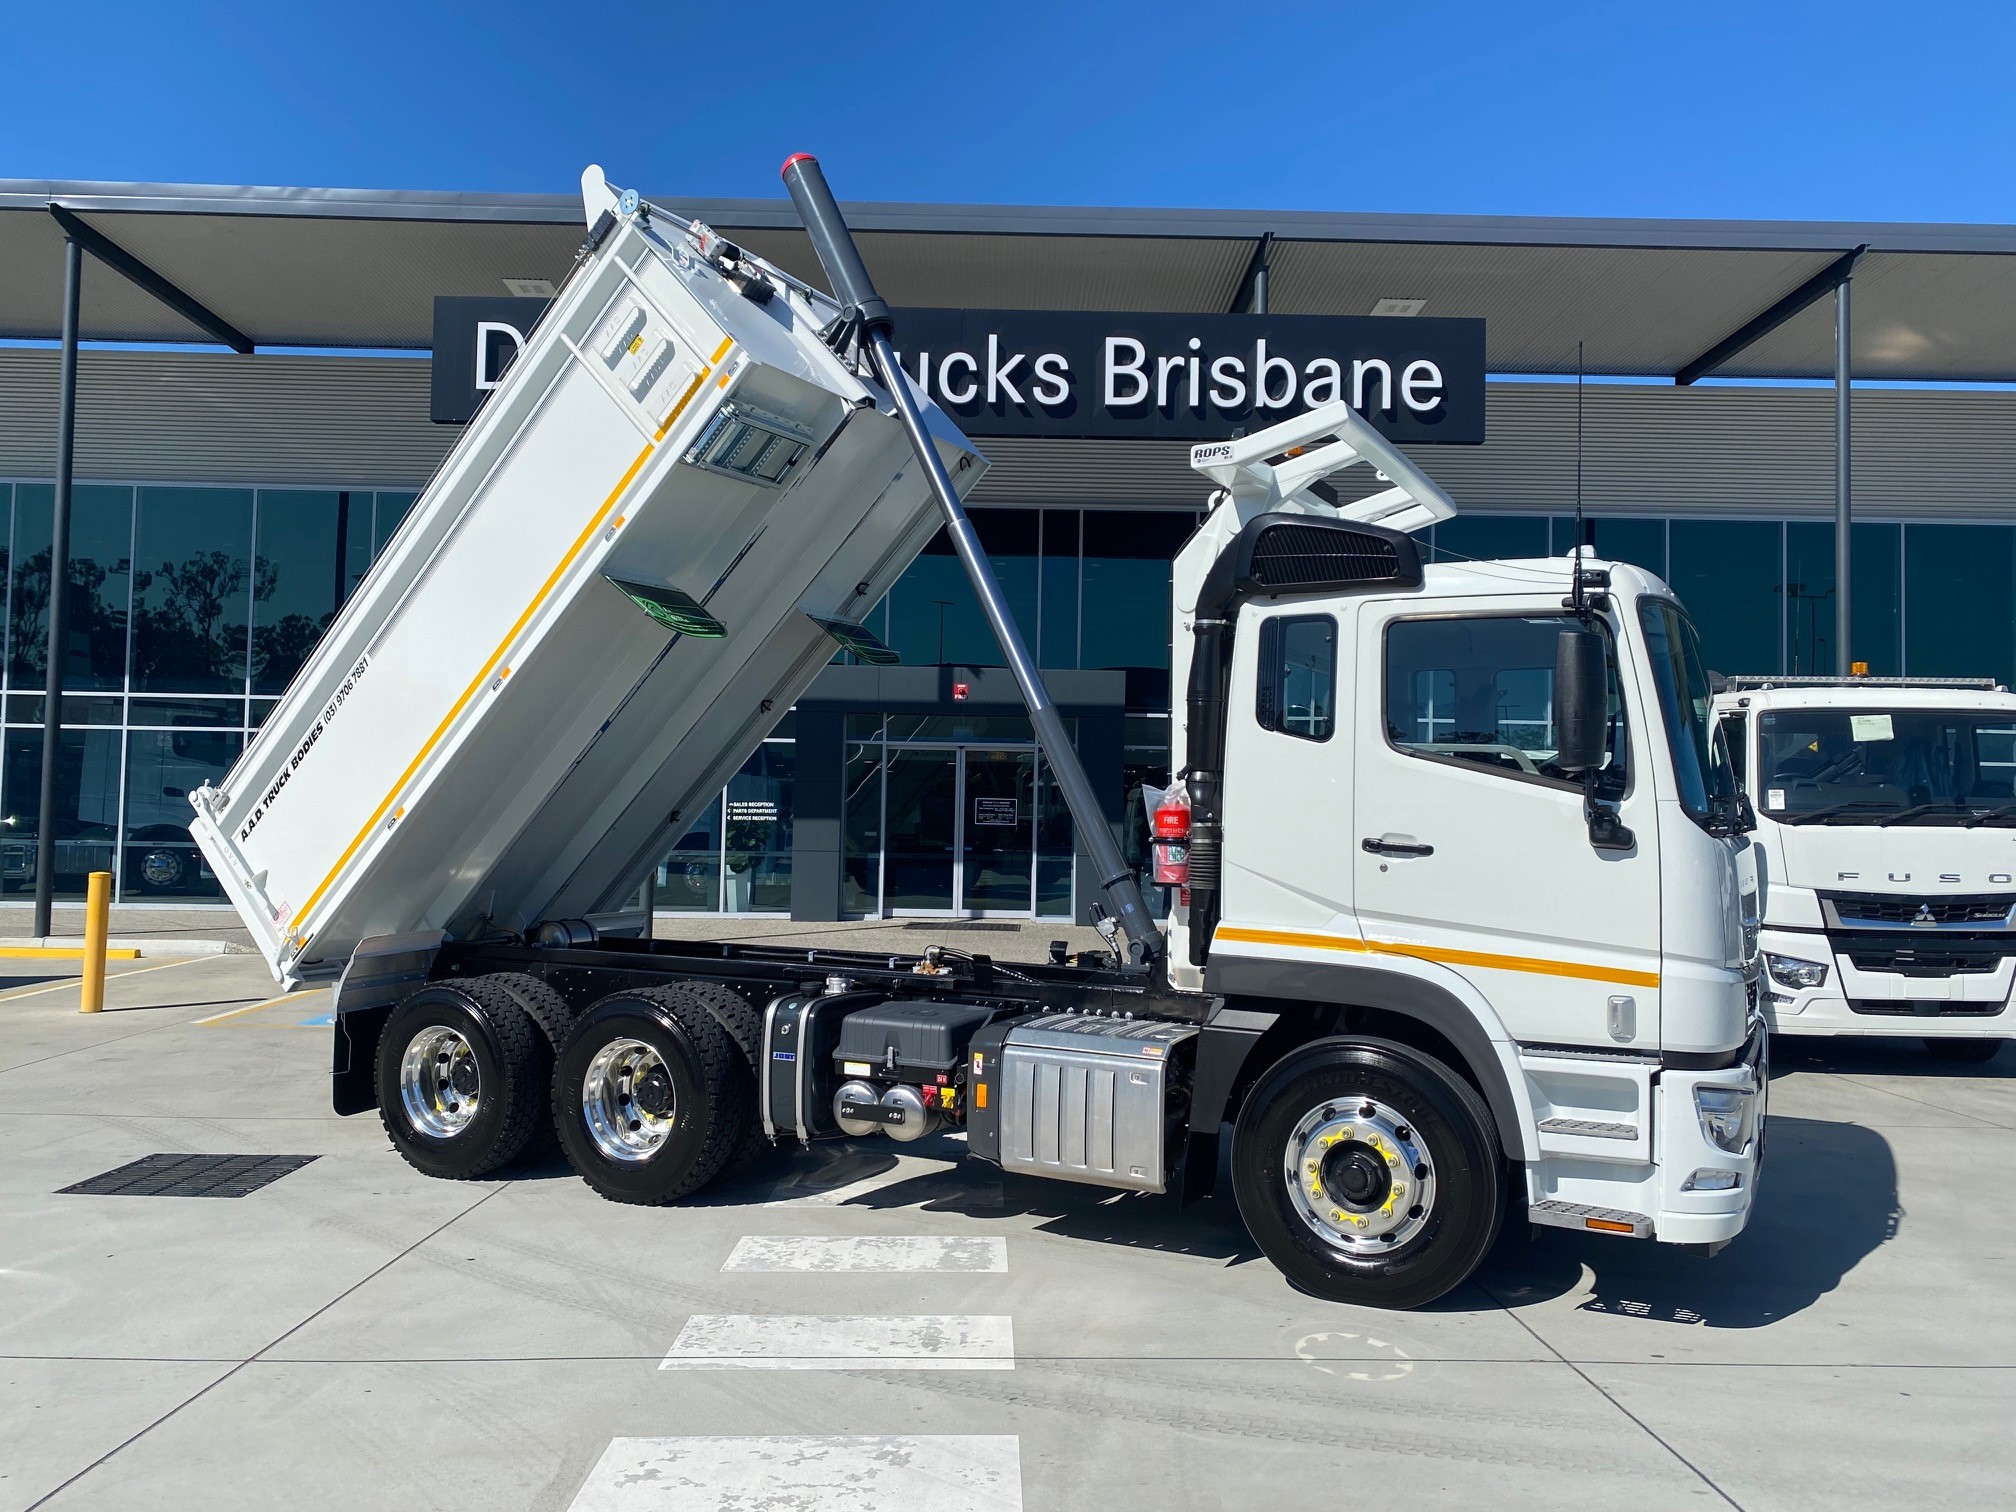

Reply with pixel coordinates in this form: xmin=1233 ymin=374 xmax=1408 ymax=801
xmin=5 ymin=1 xmax=2013 ymax=223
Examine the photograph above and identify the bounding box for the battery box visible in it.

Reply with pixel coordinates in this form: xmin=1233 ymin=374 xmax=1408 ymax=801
xmin=832 ymin=1000 xmax=998 ymax=1081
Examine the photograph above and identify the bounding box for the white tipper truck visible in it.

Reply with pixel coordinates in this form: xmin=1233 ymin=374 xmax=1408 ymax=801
xmin=1714 ymin=675 xmax=2016 ymax=1062
xmin=189 ymin=155 xmax=1766 ymax=1309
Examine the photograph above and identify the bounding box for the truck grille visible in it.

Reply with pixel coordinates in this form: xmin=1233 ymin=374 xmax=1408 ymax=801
xmin=1822 ymin=892 xmax=2016 ymax=930
xmin=1833 ymin=935 xmax=2015 ymax=977
xmin=1848 ymin=1000 xmax=2006 ymax=1017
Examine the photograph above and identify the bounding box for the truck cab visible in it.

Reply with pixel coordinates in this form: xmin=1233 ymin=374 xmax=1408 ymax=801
xmin=1714 ymin=677 xmax=2016 ymax=1063
xmin=1157 ymin=456 xmax=1765 ymax=1279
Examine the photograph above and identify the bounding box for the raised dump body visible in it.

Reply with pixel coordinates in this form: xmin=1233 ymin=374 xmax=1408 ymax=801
xmin=189 ymin=168 xmax=982 ymax=984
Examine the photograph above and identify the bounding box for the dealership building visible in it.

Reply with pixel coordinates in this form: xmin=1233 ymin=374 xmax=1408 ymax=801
xmin=3 ymin=178 xmax=2015 ymax=919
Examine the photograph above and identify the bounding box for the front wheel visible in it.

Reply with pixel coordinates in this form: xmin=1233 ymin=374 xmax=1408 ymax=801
xmin=1922 ymin=1037 xmax=2005 ymax=1065
xmin=1232 ymin=1037 xmax=1503 ymax=1310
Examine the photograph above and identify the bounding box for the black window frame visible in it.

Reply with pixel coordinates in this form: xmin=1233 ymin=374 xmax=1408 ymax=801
xmin=1255 ymin=612 xmax=1338 ymax=743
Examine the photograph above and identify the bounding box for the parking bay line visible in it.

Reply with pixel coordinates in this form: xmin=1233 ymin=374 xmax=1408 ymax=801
xmin=723 ymin=1235 xmax=1008 ymax=1273
xmin=194 ymin=987 xmax=328 ymax=1026
xmin=567 ymin=1436 xmax=1022 ymax=1511
xmin=0 ymin=956 xmax=204 ymax=1003
xmin=660 ymin=1315 xmax=1014 ymax=1370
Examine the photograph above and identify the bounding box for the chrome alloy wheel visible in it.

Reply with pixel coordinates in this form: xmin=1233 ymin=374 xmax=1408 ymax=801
xmin=582 ymin=1037 xmax=676 ymax=1163
xmin=1282 ymin=1096 xmax=1437 ymax=1252
xmin=398 ymin=1026 xmax=481 ymax=1138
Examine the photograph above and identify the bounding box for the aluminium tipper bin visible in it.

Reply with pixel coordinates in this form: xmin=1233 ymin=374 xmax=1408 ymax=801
xmin=190 ymin=181 xmax=983 ymax=984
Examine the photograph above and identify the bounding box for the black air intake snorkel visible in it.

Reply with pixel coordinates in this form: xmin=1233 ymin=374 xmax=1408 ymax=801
xmin=1183 ymin=513 xmax=1423 ymax=965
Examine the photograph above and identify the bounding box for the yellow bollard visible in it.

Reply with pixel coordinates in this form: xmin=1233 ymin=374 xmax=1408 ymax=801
xmin=80 ymin=870 xmax=111 ymax=1014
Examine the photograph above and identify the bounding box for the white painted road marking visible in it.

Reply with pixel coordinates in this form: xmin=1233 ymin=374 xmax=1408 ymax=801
xmin=566 ymin=1436 xmax=1022 ymax=1511
xmin=660 ymin=1314 xmax=1014 ymax=1370
xmin=723 ymin=1235 xmax=1008 ymax=1273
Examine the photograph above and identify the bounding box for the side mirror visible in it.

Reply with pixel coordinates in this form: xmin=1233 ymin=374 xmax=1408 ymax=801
xmin=1554 ymin=627 xmax=1609 ymax=773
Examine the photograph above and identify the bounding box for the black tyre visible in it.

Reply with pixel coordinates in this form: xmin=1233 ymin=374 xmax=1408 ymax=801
xmin=663 ymin=981 xmax=770 ymax=1171
xmin=482 ymin=972 xmax=575 ymax=1053
xmin=375 ymin=976 xmax=553 ymax=1179
xmin=553 ymin=987 xmax=752 ymax=1204
xmin=1922 ymin=1037 xmax=2005 ymax=1065
xmin=1232 ymin=1037 xmax=1503 ymax=1310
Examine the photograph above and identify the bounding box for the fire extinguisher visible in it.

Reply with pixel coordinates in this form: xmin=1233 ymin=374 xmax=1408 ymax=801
xmin=1151 ymin=788 xmax=1190 ymax=887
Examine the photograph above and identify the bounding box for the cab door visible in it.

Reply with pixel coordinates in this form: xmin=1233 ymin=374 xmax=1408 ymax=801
xmin=1219 ymin=603 xmax=1357 ymax=936
xmin=1351 ymin=599 xmax=1662 ymax=1049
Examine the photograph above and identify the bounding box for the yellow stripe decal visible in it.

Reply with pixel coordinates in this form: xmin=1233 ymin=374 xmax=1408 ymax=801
xmin=1213 ymin=925 xmax=1660 ymax=989
xmin=291 ymin=339 xmax=740 ymax=943
xmin=708 ymin=336 xmax=734 ymax=364
xmin=655 ymin=368 xmax=710 ymax=439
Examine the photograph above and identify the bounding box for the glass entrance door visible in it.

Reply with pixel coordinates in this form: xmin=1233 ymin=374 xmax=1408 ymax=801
xmin=883 ymin=748 xmax=958 ymax=911
xmin=875 ymin=745 xmax=1043 ymax=915
xmin=844 ymin=718 xmax=1075 ymax=919
xmin=961 ymin=748 xmax=1036 ymax=914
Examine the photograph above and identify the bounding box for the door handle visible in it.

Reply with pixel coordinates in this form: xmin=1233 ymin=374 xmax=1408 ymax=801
xmin=1362 ymin=836 xmax=1434 ymax=858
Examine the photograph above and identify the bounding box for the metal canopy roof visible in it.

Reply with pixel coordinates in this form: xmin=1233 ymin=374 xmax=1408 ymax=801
xmin=5 ymin=177 xmax=2016 ymax=382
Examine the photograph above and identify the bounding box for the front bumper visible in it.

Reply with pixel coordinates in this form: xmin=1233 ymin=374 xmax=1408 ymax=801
xmin=1649 ymin=1019 xmax=1767 ymax=1244
xmin=1759 ymin=927 xmax=2014 ymax=1038
xmin=1524 ymin=1017 xmax=1766 ymax=1248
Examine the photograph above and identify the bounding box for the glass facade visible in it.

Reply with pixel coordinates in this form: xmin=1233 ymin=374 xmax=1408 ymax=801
xmin=1424 ymin=513 xmax=2016 ymax=684
xmin=0 ymin=483 xmax=413 ymax=901
xmin=10 ymin=475 xmax=2016 ymax=914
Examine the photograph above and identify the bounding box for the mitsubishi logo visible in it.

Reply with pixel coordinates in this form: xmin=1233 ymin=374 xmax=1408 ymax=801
xmin=1911 ymin=904 xmax=1938 ymax=927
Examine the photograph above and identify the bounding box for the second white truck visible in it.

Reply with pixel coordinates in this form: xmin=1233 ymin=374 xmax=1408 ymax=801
xmin=1716 ymin=676 xmax=2016 ymax=1061
xmin=191 ymin=155 xmax=1767 ymax=1309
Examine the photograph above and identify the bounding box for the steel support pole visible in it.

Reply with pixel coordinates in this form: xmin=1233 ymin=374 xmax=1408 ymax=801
xmin=1834 ymin=275 xmax=1853 ymax=672
xmin=33 ymin=238 xmax=82 ymax=938
xmin=1251 ymin=255 xmax=1268 ymax=315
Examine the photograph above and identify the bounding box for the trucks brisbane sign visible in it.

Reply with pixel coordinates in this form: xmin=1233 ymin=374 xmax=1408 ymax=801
xmin=887 ymin=309 xmax=1484 ymax=445
xmin=434 ymin=298 xmax=1485 ymax=443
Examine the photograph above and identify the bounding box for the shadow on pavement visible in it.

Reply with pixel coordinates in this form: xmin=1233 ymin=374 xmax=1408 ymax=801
xmin=502 ymin=1106 xmax=1898 ymax=1322
xmin=1474 ymin=1113 xmax=1899 ymax=1326
xmin=1772 ymin=1035 xmax=2013 ymax=1079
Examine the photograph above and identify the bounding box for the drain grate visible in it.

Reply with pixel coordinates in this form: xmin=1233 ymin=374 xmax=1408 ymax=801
xmin=59 ymin=1153 xmax=318 ymax=1198
xmin=902 ymin=921 xmax=1019 ymax=933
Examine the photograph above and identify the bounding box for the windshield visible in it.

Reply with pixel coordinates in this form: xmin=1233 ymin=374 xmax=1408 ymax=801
xmin=1757 ymin=708 xmax=2016 ymax=825
xmin=1638 ymin=598 xmax=1737 ymax=825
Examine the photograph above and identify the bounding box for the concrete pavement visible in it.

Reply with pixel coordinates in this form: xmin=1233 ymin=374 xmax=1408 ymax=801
xmin=1 ymin=955 xmax=2009 ymax=1510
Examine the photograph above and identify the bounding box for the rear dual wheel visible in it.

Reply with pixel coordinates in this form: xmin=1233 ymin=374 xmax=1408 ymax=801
xmin=1233 ymin=1037 xmax=1503 ymax=1310
xmin=375 ymin=974 xmax=572 ymax=1179
xmin=552 ymin=985 xmax=760 ymax=1205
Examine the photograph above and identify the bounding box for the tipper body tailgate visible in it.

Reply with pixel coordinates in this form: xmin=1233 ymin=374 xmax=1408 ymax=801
xmin=189 ymin=200 xmax=981 ymax=983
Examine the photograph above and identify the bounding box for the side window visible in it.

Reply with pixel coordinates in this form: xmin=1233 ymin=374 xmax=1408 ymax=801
xmin=1257 ymin=614 xmax=1337 ymax=742
xmin=1385 ymin=614 xmax=1628 ymax=788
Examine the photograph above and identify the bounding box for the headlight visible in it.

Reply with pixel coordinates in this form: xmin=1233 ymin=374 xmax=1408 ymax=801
xmin=1765 ymin=952 xmax=1828 ymax=990
xmin=1694 ymin=1084 xmax=1756 ymax=1153
xmin=1682 ymin=1168 xmax=1743 ymax=1192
